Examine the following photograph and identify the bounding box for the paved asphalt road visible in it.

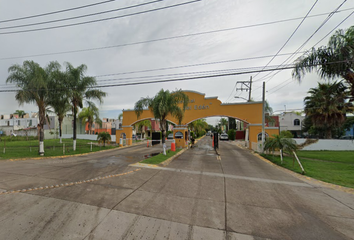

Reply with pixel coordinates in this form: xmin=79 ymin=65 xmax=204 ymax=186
xmin=0 ymin=138 xmax=353 ymax=240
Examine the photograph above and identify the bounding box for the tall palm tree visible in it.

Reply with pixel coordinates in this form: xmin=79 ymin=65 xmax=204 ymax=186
xmin=78 ymin=103 xmax=102 ymax=134
xmin=293 ymin=26 xmax=354 ymax=100
xmin=64 ymin=62 xmax=106 ymax=151
xmin=47 ymin=67 xmax=71 ymax=143
xmin=7 ymin=60 xmax=60 ymax=155
xmin=304 ymin=81 xmax=351 ymax=139
xmin=134 ymin=89 xmax=189 ymax=155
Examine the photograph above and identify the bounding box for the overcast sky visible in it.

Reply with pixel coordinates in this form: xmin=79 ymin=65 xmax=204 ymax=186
xmin=0 ymin=0 xmax=353 ymax=125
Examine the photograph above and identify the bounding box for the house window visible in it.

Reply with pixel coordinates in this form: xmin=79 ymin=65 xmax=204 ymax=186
xmin=18 ymin=120 xmax=20 ymax=126
xmin=294 ymin=119 xmax=300 ymax=126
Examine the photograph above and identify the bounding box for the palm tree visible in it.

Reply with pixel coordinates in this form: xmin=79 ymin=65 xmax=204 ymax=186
xmin=219 ymin=118 xmax=228 ymax=132
xmin=135 ymin=119 xmax=151 ymax=139
xmin=264 ymin=132 xmax=304 ymax=174
xmin=118 ymin=113 xmax=123 ymax=121
xmin=64 ymin=62 xmax=106 ymax=151
xmin=14 ymin=110 xmax=26 ymax=118
xmin=7 ymin=60 xmax=60 ymax=156
xmin=48 ymin=67 xmax=71 ymax=143
xmin=78 ymin=103 xmax=102 ymax=134
xmin=293 ymin=26 xmax=354 ymax=100
xmin=304 ymin=82 xmax=351 ymax=139
xmin=134 ymin=89 xmax=189 ymax=155
xmin=97 ymin=132 xmax=111 ymax=147
xmin=189 ymin=119 xmax=208 ymax=137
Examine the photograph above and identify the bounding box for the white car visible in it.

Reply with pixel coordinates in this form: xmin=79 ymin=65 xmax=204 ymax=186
xmin=219 ymin=133 xmax=228 ymax=141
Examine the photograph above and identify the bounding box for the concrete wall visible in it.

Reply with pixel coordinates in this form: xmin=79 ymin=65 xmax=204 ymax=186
xmin=293 ymin=138 xmax=354 ymax=151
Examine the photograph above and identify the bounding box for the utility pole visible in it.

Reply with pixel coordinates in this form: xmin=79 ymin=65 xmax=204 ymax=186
xmin=248 ymin=76 xmax=252 ymax=101
xmin=262 ymin=82 xmax=265 ymax=154
xmin=235 ymin=76 xmax=253 ymax=102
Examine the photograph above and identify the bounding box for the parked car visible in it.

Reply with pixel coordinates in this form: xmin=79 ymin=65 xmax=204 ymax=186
xmin=167 ymin=133 xmax=174 ymax=139
xmin=219 ymin=133 xmax=228 ymax=141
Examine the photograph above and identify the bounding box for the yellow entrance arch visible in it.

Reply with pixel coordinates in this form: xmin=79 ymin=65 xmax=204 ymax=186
xmin=116 ymin=90 xmax=279 ymax=150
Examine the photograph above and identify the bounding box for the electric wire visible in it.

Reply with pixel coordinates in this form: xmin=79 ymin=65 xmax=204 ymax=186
xmin=1 ymin=60 xmax=351 ymax=93
xmin=1 ymin=7 xmax=353 ymax=59
xmin=251 ymin=0 xmax=318 ymax=80
xmin=253 ymin=0 xmax=349 ymax=84
xmin=0 ymin=0 xmax=164 ymax=30
xmin=0 ymin=0 xmax=201 ymax=35
xmin=251 ymin=1 xmax=351 ymax=99
xmin=0 ymin=0 xmax=115 ymax=23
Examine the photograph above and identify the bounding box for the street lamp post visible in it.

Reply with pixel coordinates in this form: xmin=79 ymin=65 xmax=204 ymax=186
xmin=234 ymin=96 xmax=248 ymax=101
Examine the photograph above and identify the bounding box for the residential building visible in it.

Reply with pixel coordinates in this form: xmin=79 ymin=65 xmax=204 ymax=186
xmin=278 ymin=112 xmax=305 ymax=137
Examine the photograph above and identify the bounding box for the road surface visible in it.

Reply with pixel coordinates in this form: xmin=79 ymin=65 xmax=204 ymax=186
xmin=0 ymin=138 xmax=353 ymax=239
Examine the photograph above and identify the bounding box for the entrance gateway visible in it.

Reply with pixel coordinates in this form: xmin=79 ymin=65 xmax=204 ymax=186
xmin=116 ymin=90 xmax=279 ymax=151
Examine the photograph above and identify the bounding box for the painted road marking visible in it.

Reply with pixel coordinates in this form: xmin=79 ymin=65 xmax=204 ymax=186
xmin=129 ymin=165 xmax=312 ymax=188
xmin=0 ymin=168 xmax=141 ymax=195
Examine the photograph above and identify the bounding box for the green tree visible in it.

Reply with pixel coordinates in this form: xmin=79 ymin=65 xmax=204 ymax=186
xmin=135 ymin=119 xmax=151 ymax=138
xmin=293 ymin=26 xmax=354 ymax=100
xmin=189 ymin=119 xmax=208 ymax=137
xmin=65 ymin=62 xmax=106 ymax=151
xmin=97 ymin=132 xmax=111 ymax=147
xmin=48 ymin=68 xmax=71 ymax=143
xmin=134 ymin=89 xmax=189 ymax=155
xmin=264 ymin=134 xmax=304 ymax=173
xmin=7 ymin=60 xmax=60 ymax=156
xmin=14 ymin=110 xmax=26 ymax=118
xmin=78 ymin=104 xmax=102 ymax=135
xmin=304 ymin=82 xmax=352 ymax=139
xmin=219 ymin=118 xmax=228 ymax=132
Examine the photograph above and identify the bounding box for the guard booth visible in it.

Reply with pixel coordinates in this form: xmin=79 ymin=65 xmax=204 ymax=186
xmin=173 ymin=126 xmax=188 ymax=149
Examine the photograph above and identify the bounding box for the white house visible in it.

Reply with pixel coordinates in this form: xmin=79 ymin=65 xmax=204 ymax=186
xmin=278 ymin=112 xmax=305 ymax=138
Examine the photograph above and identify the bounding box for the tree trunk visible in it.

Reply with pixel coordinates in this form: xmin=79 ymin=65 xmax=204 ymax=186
xmin=59 ymin=118 xmax=62 ymax=144
xmin=38 ymin=105 xmax=46 ymax=156
xmin=160 ymin=119 xmax=166 ymax=155
xmin=39 ymin=128 xmax=44 ymax=156
xmin=73 ymin=106 xmax=77 ymax=151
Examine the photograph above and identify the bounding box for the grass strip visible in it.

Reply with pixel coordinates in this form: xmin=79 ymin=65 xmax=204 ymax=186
xmin=0 ymin=139 xmax=118 ymax=160
xmin=296 ymin=150 xmax=354 ymax=164
xmin=261 ymin=154 xmax=354 ymax=189
xmin=140 ymin=149 xmax=182 ymax=165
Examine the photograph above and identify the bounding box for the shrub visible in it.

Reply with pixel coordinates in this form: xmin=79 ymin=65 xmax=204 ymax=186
xmin=227 ymin=129 xmax=236 ymax=140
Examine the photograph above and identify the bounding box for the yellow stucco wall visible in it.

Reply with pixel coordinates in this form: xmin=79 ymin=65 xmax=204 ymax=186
xmin=116 ymin=90 xmax=278 ymax=149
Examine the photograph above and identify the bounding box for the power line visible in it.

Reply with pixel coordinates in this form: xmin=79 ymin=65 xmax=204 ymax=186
xmin=2 ymin=60 xmax=350 ymax=93
xmin=252 ymin=0 xmax=318 ymax=79
xmin=253 ymin=0 xmax=349 ymax=84
xmin=0 ymin=0 xmax=164 ymax=30
xmin=0 ymin=0 xmax=201 ymax=35
xmin=1 ymin=7 xmax=353 ymax=60
xmin=0 ymin=0 xmax=115 ymax=23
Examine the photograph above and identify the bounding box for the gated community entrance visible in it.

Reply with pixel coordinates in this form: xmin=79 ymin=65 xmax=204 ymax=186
xmin=115 ymin=90 xmax=279 ymax=151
